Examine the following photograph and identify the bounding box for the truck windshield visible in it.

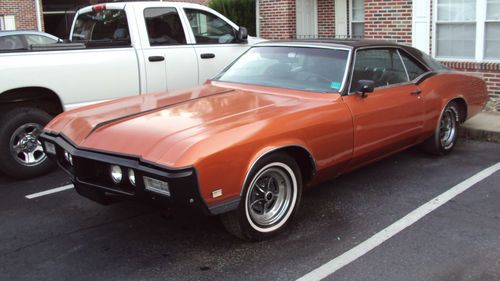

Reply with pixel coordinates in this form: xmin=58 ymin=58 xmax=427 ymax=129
xmin=72 ymin=9 xmax=130 ymax=46
xmin=214 ymin=46 xmax=350 ymax=93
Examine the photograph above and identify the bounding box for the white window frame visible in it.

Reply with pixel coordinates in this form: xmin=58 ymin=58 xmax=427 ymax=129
xmin=349 ymin=0 xmax=364 ymax=38
xmin=0 ymin=16 xmax=5 ymax=31
xmin=432 ymin=0 xmax=500 ymax=63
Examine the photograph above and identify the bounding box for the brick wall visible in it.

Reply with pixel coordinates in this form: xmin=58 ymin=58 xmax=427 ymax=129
xmin=318 ymin=0 xmax=335 ymax=38
xmin=258 ymin=0 xmax=296 ymax=39
xmin=363 ymin=0 xmax=412 ymax=44
xmin=0 ymin=0 xmax=40 ymax=30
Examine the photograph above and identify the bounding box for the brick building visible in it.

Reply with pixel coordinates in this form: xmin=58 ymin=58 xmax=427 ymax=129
xmin=256 ymin=0 xmax=500 ymax=111
xmin=0 ymin=0 xmax=42 ymax=31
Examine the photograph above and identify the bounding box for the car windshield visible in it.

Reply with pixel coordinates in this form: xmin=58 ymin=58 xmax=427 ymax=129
xmin=214 ymin=46 xmax=350 ymax=93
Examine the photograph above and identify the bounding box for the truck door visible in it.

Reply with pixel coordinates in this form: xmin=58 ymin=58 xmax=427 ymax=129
xmin=141 ymin=7 xmax=198 ymax=93
xmin=182 ymin=8 xmax=250 ymax=84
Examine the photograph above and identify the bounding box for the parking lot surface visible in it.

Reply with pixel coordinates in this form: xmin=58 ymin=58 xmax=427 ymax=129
xmin=1 ymin=140 xmax=499 ymax=281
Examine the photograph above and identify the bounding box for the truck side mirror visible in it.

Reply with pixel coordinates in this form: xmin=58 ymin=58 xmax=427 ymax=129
xmin=237 ymin=26 xmax=248 ymax=42
xmin=357 ymin=80 xmax=375 ymax=97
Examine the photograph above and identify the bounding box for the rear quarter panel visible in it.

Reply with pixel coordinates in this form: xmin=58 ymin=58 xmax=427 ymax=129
xmin=418 ymin=72 xmax=488 ymax=140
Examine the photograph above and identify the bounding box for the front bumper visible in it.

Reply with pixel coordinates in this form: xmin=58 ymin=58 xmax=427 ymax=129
xmin=40 ymin=133 xmax=211 ymax=214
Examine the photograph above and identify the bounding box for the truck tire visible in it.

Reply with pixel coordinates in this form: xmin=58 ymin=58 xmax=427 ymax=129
xmin=0 ymin=107 xmax=55 ymax=178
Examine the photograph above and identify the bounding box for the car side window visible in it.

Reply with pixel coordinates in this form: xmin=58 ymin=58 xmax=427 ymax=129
xmin=350 ymin=48 xmax=409 ymax=93
xmin=144 ymin=8 xmax=187 ymax=45
xmin=398 ymin=50 xmax=429 ymax=80
xmin=25 ymin=35 xmax=58 ymax=46
xmin=0 ymin=35 xmax=24 ymax=50
xmin=184 ymin=9 xmax=237 ymax=44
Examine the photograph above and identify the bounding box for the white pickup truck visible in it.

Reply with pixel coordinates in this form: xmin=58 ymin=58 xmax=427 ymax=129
xmin=0 ymin=1 xmax=253 ymax=178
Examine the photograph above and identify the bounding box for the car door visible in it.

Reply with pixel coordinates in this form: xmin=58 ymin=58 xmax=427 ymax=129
xmin=140 ymin=6 xmax=198 ymax=93
xmin=182 ymin=8 xmax=249 ymax=84
xmin=342 ymin=47 xmax=425 ymax=168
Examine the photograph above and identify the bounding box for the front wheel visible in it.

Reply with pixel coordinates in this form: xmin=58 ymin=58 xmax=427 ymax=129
xmin=0 ymin=107 xmax=55 ymax=178
xmin=221 ymin=153 xmax=302 ymax=241
xmin=421 ymin=102 xmax=460 ymax=155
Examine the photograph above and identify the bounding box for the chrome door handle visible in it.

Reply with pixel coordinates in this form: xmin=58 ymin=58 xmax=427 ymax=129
xmin=410 ymin=89 xmax=422 ymax=95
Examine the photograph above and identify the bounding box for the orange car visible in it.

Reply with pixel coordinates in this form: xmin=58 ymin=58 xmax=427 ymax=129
xmin=40 ymin=40 xmax=488 ymax=241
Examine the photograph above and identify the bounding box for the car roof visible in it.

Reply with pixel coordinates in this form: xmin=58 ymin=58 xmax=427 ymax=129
xmin=257 ymin=39 xmax=404 ymax=50
xmin=0 ymin=30 xmax=57 ymax=37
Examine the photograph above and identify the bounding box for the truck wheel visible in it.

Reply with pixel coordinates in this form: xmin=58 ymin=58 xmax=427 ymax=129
xmin=0 ymin=107 xmax=55 ymax=178
xmin=221 ymin=153 xmax=302 ymax=241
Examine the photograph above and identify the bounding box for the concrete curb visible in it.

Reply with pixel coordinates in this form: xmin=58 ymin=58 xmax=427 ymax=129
xmin=460 ymin=127 xmax=500 ymax=143
xmin=460 ymin=112 xmax=500 ymax=143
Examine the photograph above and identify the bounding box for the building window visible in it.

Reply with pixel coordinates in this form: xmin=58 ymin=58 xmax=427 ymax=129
xmin=485 ymin=0 xmax=500 ymax=59
xmin=351 ymin=0 xmax=364 ymax=38
xmin=435 ymin=0 xmax=500 ymax=61
xmin=0 ymin=16 xmax=5 ymax=31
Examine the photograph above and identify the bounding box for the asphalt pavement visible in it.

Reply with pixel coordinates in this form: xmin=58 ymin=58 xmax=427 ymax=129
xmin=0 ymin=140 xmax=499 ymax=281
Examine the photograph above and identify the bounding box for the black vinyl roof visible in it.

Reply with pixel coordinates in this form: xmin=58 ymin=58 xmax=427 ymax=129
xmin=260 ymin=39 xmax=404 ymax=49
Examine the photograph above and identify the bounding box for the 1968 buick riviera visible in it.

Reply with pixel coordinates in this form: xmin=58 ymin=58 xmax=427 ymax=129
xmin=40 ymin=40 xmax=488 ymax=240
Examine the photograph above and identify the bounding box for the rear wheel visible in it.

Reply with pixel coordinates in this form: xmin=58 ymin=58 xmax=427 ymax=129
xmin=421 ymin=102 xmax=460 ymax=155
xmin=0 ymin=107 xmax=55 ymax=178
xmin=221 ymin=153 xmax=302 ymax=241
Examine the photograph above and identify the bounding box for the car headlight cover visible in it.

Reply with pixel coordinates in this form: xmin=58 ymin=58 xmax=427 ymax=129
xmin=110 ymin=165 xmax=123 ymax=184
xmin=64 ymin=150 xmax=73 ymax=166
xmin=128 ymin=169 xmax=136 ymax=186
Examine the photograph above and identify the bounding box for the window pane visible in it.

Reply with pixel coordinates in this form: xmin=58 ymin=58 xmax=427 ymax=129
xmin=144 ymin=8 xmax=186 ymax=45
xmin=216 ymin=47 xmax=350 ymax=93
xmin=25 ymin=35 xmax=58 ymax=45
xmin=436 ymin=23 xmax=475 ymax=58
xmin=399 ymin=51 xmax=428 ymax=80
xmin=72 ymin=9 xmax=130 ymax=46
xmin=352 ymin=22 xmax=364 ymax=38
xmin=485 ymin=22 xmax=500 ymax=59
xmin=185 ymin=9 xmax=236 ymax=44
xmin=487 ymin=0 xmax=500 ymax=20
xmin=438 ymin=0 xmax=476 ymax=21
xmin=0 ymin=35 xmax=24 ymax=50
xmin=352 ymin=0 xmax=364 ymax=21
xmin=350 ymin=49 xmax=408 ymax=92
xmin=0 ymin=16 xmax=4 ymax=31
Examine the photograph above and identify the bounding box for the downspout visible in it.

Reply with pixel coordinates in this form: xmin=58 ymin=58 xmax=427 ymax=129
xmin=34 ymin=0 xmax=42 ymax=31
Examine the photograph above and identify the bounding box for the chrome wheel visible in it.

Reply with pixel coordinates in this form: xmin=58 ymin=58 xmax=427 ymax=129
xmin=9 ymin=123 xmax=46 ymax=167
xmin=439 ymin=107 xmax=457 ymax=150
xmin=245 ymin=162 xmax=297 ymax=232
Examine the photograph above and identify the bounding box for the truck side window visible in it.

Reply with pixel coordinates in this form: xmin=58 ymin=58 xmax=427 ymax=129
xmin=184 ymin=9 xmax=237 ymax=44
xmin=144 ymin=8 xmax=187 ymax=45
xmin=72 ymin=9 xmax=131 ymax=47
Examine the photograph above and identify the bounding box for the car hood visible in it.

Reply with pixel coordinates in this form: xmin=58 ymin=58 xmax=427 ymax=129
xmin=46 ymin=81 xmax=308 ymax=166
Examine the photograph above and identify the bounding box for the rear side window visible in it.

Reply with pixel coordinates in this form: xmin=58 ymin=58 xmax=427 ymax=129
xmin=350 ymin=48 xmax=408 ymax=92
xmin=72 ymin=9 xmax=130 ymax=46
xmin=399 ymin=50 xmax=428 ymax=80
xmin=184 ymin=9 xmax=237 ymax=44
xmin=0 ymin=35 xmax=24 ymax=50
xmin=144 ymin=8 xmax=186 ymax=45
xmin=25 ymin=35 xmax=58 ymax=45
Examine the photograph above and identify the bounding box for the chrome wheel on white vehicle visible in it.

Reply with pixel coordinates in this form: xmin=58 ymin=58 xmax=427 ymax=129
xmin=10 ymin=123 xmax=46 ymax=166
xmin=0 ymin=107 xmax=54 ymax=178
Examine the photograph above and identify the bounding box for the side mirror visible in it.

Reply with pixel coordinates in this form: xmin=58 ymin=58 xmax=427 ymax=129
xmin=237 ymin=26 xmax=248 ymax=42
xmin=357 ymin=80 xmax=375 ymax=97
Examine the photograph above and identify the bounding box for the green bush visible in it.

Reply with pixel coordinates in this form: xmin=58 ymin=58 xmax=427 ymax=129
xmin=209 ymin=0 xmax=256 ymax=36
